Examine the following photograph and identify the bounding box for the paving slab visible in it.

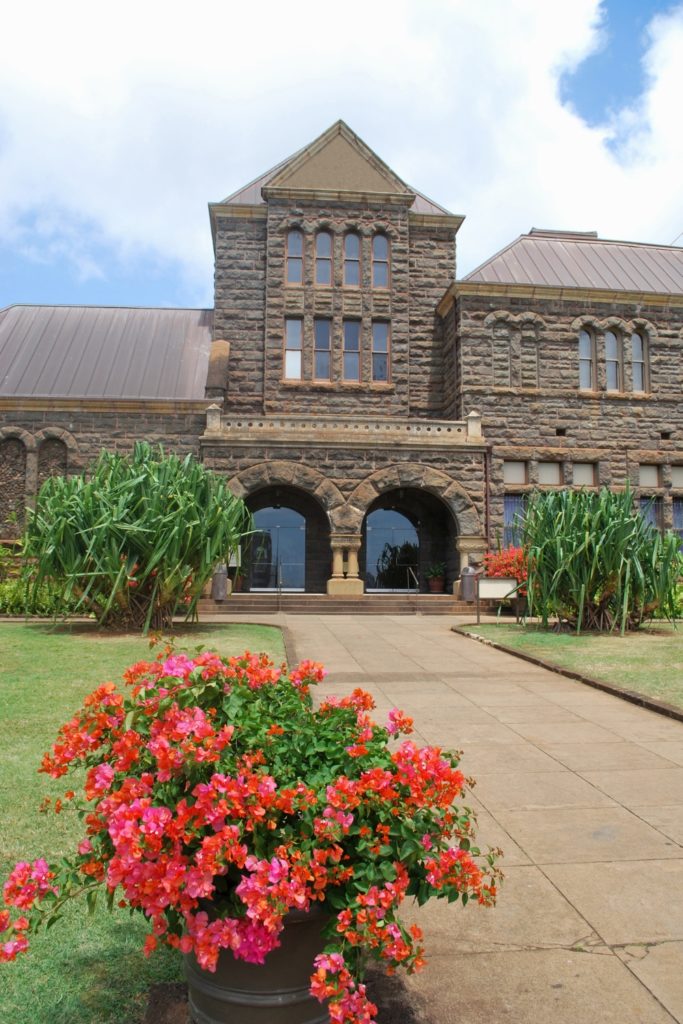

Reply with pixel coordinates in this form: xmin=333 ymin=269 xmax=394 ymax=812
xmin=208 ymin=613 xmax=683 ymax=1022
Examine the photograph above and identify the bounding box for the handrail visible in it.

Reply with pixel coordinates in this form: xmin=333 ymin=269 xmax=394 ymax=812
xmin=406 ymin=566 xmax=419 ymax=591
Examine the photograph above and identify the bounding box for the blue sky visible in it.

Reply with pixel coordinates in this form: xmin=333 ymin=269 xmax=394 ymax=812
xmin=0 ymin=0 xmax=681 ymax=311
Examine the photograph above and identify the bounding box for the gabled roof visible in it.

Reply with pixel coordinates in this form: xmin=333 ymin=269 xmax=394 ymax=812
xmin=463 ymin=229 xmax=683 ymax=295
xmin=220 ymin=120 xmax=453 ymax=217
xmin=0 ymin=305 xmax=213 ymax=400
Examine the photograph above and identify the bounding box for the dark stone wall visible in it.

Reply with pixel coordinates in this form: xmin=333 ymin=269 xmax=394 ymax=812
xmin=0 ymin=438 xmax=27 ymax=538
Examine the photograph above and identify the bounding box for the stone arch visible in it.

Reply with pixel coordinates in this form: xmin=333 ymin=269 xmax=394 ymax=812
xmin=227 ymin=461 xmax=344 ymax=526
xmin=0 ymin=426 xmax=36 ymax=452
xmin=571 ymin=314 xmax=599 ymax=333
xmin=630 ymin=317 xmax=657 ymax=340
xmin=0 ymin=433 xmax=29 ymax=538
xmin=344 ymin=464 xmax=482 ymax=536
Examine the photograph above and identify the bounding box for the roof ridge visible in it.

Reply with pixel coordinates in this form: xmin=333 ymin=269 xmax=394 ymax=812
xmin=0 ymin=303 xmax=212 ymax=313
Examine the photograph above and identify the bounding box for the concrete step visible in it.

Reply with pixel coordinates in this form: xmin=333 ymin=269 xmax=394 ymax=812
xmin=197 ymin=594 xmax=490 ymax=616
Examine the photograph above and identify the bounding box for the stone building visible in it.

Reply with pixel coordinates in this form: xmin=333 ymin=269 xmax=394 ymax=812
xmin=1 ymin=120 xmax=682 ymax=597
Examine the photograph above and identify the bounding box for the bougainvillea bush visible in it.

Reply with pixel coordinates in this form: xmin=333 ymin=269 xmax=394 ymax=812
xmin=483 ymin=546 xmax=528 ymax=596
xmin=0 ymin=647 xmax=500 ymax=1024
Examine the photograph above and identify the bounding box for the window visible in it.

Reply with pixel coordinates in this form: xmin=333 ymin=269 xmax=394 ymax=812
xmin=315 ymin=231 xmax=332 ymax=286
xmin=284 ymin=318 xmax=302 ymax=379
xmin=344 ymin=233 xmax=360 ymax=286
xmin=538 ymin=461 xmax=562 ymax=485
xmin=604 ymin=331 xmax=621 ymax=391
xmin=673 ymin=498 xmax=683 ymax=550
xmin=639 ymin=464 xmax=660 ymax=488
xmin=372 ymin=234 xmax=389 ymax=288
xmin=371 ymin=321 xmax=389 ymax=382
xmin=573 ymin=462 xmax=596 ymax=486
xmin=640 ymin=496 xmax=663 ymax=532
xmin=503 ymin=461 xmax=527 ymax=485
xmin=503 ymin=494 xmax=525 ymax=547
xmin=631 ymin=331 xmax=646 ymax=392
xmin=343 ymin=321 xmax=361 ymax=380
xmin=672 ymin=467 xmax=683 ymax=488
xmin=286 ymin=229 xmax=303 ymax=284
xmin=314 ymin=319 xmax=331 ymax=380
xmin=578 ymin=329 xmax=594 ymax=389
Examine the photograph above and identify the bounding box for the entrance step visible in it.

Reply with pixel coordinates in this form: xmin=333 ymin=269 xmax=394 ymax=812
xmin=197 ymin=594 xmax=493 ymax=616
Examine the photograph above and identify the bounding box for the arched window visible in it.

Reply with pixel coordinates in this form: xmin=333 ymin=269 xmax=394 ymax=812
xmin=372 ymin=234 xmax=389 ymax=288
xmin=286 ymin=229 xmax=304 ymax=284
xmin=578 ymin=329 xmax=595 ymax=390
xmin=0 ymin=438 xmax=27 ymax=539
xmin=37 ymin=438 xmax=67 ymax=494
xmin=343 ymin=232 xmax=360 ymax=286
xmin=315 ymin=231 xmax=332 ymax=285
xmin=631 ymin=331 xmax=647 ymax=392
xmin=604 ymin=330 xmax=621 ymax=391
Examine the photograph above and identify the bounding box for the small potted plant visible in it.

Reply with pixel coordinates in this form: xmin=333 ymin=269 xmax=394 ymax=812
xmin=424 ymin=561 xmax=447 ymax=594
xmin=0 ymin=646 xmax=500 ymax=1024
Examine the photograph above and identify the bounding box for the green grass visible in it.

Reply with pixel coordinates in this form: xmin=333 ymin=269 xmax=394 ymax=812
xmin=0 ymin=622 xmax=285 ymax=1024
xmin=466 ymin=622 xmax=683 ymax=710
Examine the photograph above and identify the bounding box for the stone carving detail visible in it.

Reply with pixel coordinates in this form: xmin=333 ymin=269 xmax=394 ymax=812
xmin=0 ymin=438 xmax=27 ymax=538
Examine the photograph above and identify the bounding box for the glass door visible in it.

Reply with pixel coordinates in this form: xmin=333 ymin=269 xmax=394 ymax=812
xmin=365 ymin=509 xmax=418 ymax=591
xmin=250 ymin=507 xmax=305 ymax=591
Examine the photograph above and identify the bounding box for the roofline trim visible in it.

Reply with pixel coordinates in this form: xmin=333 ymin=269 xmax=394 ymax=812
xmin=437 ymin=280 xmax=683 ymax=315
xmin=261 ymin=185 xmax=416 ymax=206
xmin=0 ymin=398 xmax=216 ymax=413
xmin=409 ymin=212 xmax=465 ymax=232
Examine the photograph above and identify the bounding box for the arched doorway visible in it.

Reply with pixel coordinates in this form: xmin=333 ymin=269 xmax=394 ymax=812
xmin=245 ymin=486 xmax=330 ymax=593
xmin=361 ymin=489 xmax=457 ymax=592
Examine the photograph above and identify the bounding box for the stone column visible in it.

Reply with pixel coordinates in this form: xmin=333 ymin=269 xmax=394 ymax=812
xmin=454 ymin=535 xmax=487 ymax=596
xmin=327 ymin=534 xmax=364 ymax=596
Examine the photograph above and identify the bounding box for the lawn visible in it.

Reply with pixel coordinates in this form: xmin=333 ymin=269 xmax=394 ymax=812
xmin=464 ymin=621 xmax=683 ymax=711
xmin=0 ymin=622 xmax=285 ymax=1024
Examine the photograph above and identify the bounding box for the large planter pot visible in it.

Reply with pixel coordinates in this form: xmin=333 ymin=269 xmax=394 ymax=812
xmin=427 ymin=577 xmax=445 ymax=594
xmin=184 ymin=905 xmax=330 ymax=1024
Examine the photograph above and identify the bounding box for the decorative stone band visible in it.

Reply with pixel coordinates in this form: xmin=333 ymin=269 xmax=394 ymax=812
xmin=203 ymin=412 xmax=485 ymax=448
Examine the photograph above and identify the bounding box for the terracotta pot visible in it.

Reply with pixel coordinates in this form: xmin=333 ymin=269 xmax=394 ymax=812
xmin=427 ymin=577 xmax=445 ymax=593
xmin=184 ymin=905 xmax=330 ymax=1024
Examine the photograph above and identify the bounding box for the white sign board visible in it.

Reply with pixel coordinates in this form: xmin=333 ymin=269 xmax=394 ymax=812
xmin=478 ymin=576 xmax=518 ymax=599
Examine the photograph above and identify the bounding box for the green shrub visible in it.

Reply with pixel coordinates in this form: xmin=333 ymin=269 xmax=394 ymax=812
xmin=523 ymin=488 xmax=683 ymax=634
xmin=0 ymin=576 xmax=82 ymax=617
xmin=23 ymin=443 xmax=252 ymax=632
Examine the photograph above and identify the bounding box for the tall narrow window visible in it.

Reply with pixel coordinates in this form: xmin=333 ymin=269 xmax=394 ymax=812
xmin=286 ymin=229 xmax=303 ymax=284
xmin=632 ymin=331 xmax=646 ymax=392
xmin=284 ymin=318 xmax=302 ymax=379
xmin=673 ymin=498 xmax=683 ymax=550
xmin=605 ymin=331 xmax=621 ymax=391
xmin=640 ymin=496 xmax=663 ymax=532
xmin=314 ymin=319 xmax=331 ymax=380
xmin=578 ymin=329 xmax=594 ymax=389
xmin=344 ymin=233 xmax=360 ymax=286
xmin=315 ymin=231 xmax=332 ymax=285
xmin=343 ymin=321 xmax=361 ymax=380
xmin=372 ymin=234 xmax=389 ymax=288
xmin=371 ymin=321 xmax=389 ymax=382
xmin=503 ymin=494 xmax=525 ymax=548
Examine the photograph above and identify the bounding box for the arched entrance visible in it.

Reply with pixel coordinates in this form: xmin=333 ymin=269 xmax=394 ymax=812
xmin=361 ymin=489 xmax=457 ymax=593
xmin=245 ymin=486 xmax=330 ymax=593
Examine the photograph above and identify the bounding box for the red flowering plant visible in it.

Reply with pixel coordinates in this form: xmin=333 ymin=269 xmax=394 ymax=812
xmin=483 ymin=545 xmax=528 ymax=597
xmin=0 ymin=646 xmax=500 ymax=1024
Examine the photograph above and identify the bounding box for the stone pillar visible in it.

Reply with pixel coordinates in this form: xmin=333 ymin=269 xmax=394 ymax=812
xmin=466 ymin=409 xmax=482 ymax=439
xmin=454 ymin=535 xmax=487 ymax=596
xmin=205 ymin=404 xmax=222 ymax=434
xmin=327 ymin=533 xmax=364 ymax=596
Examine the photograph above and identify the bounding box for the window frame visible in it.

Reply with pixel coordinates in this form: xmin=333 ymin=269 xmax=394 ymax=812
xmin=283 ymin=317 xmax=303 ymax=380
xmin=313 ymin=318 xmax=332 ymax=381
xmin=631 ymin=330 xmax=647 ymax=393
xmin=604 ymin=330 xmax=622 ymax=392
xmin=503 ymin=494 xmax=526 ymax=548
xmin=343 ymin=232 xmax=361 ymax=288
xmin=578 ymin=328 xmax=596 ymax=390
xmin=342 ymin=320 xmax=361 ymax=381
xmin=371 ymin=233 xmax=390 ymax=289
xmin=371 ymin=320 xmax=390 ymax=383
xmin=286 ymin=229 xmax=304 ymax=286
xmin=315 ymin=230 xmax=333 ymax=287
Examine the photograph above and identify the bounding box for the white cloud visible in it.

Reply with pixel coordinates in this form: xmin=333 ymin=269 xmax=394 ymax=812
xmin=0 ymin=0 xmax=681 ymax=301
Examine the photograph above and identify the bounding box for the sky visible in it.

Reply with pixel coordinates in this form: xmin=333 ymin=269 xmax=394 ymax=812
xmin=0 ymin=0 xmax=681 ymax=310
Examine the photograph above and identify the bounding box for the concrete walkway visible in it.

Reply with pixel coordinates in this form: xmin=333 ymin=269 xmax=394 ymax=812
xmin=223 ymin=612 xmax=683 ymax=1023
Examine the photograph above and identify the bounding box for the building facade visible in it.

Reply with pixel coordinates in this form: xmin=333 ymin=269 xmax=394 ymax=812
xmin=1 ymin=121 xmax=682 ymax=595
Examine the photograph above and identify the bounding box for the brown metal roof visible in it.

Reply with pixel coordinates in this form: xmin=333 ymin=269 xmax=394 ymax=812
xmin=463 ymin=230 xmax=683 ymax=294
xmin=0 ymin=305 xmax=213 ymax=400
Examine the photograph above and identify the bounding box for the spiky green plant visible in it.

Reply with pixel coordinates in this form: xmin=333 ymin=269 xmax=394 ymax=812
xmin=523 ymin=488 xmax=682 ymax=634
xmin=22 ymin=443 xmax=252 ymax=632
